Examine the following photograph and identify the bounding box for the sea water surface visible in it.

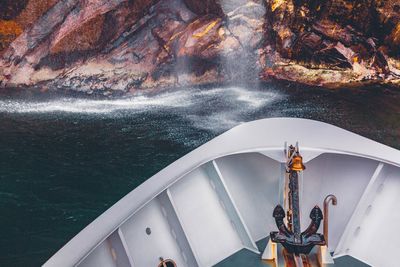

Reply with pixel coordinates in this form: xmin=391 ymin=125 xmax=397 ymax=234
xmin=0 ymin=83 xmax=399 ymax=266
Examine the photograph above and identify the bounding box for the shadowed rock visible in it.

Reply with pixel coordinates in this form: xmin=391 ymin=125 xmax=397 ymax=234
xmin=0 ymin=0 xmax=400 ymax=93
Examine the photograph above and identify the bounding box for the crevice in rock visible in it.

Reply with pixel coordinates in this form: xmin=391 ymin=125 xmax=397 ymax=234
xmin=1 ymin=0 xmax=400 ymax=92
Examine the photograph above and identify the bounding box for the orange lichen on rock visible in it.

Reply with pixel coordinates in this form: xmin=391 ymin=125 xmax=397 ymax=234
xmin=0 ymin=20 xmax=22 ymax=36
xmin=0 ymin=0 xmax=58 ymax=52
xmin=0 ymin=20 xmax=22 ymax=51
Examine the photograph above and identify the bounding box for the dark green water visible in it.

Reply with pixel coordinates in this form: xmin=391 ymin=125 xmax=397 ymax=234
xmin=0 ymin=83 xmax=399 ymax=266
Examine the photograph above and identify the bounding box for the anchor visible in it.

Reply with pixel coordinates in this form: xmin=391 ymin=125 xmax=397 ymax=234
xmin=270 ymin=144 xmax=325 ymax=255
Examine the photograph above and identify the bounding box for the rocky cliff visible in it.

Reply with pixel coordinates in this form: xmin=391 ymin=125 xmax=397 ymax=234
xmin=262 ymin=0 xmax=400 ymax=88
xmin=0 ymin=0 xmax=399 ymax=94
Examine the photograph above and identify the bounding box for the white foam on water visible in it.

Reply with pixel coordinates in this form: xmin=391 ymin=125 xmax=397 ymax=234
xmin=0 ymin=86 xmax=284 ymax=131
xmin=184 ymin=86 xmax=284 ymax=132
xmin=0 ymin=89 xmax=194 ymax=114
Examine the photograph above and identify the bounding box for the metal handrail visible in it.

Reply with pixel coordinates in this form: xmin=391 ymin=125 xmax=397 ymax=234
xmin=323 ymin=194 xmax=337 ymax=247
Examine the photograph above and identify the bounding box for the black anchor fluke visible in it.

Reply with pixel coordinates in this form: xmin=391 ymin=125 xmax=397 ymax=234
xmin=270 ymin=144 xmax=325 ymax=255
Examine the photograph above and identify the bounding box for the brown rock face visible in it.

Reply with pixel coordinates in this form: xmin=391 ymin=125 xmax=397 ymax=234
xmin=173 ymin=17 xmax=223 ymax=59
xmin=0 ymin=0 xmax=266 ymax=93
xmin=262 ymin=0 xmax=400 ymax=88
xmin=16 ymin=0 xmax=59 ymax=29
xmin=0 ymin=0 xmax=26 ymax=53
xmin=50 ymin=15 xmax=105 ymax=54
xmin=0 ymin=0 xmax=57 ymax=54
xmin=0 ymin=20 xmax=22 ymax=52
xmin=1 ymin=0 xmax=400 ymax=93
xmin=0 ymin=0 xmax=28 ymax=20
xmin=182 ymin=0 xmax=223 ymax=16
xmin=377 ymin=1 xmax=400 ymax=55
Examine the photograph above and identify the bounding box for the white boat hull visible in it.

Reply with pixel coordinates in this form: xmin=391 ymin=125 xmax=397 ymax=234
xmin=44 ymin=118 xmax=400 ymax=267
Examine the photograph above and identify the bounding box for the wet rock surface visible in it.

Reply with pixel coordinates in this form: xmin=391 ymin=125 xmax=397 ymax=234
xmin=0 ymin=0 xmax=400 ymax=94
xmin=262 ymin=0 xmax=400 ymax=88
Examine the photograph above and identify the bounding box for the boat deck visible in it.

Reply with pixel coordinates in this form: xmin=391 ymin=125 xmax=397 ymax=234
xmin=45 ymin=119 xmax=400 ymax=267
xmin=215 ymin=238 xmax=370 ymax=267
